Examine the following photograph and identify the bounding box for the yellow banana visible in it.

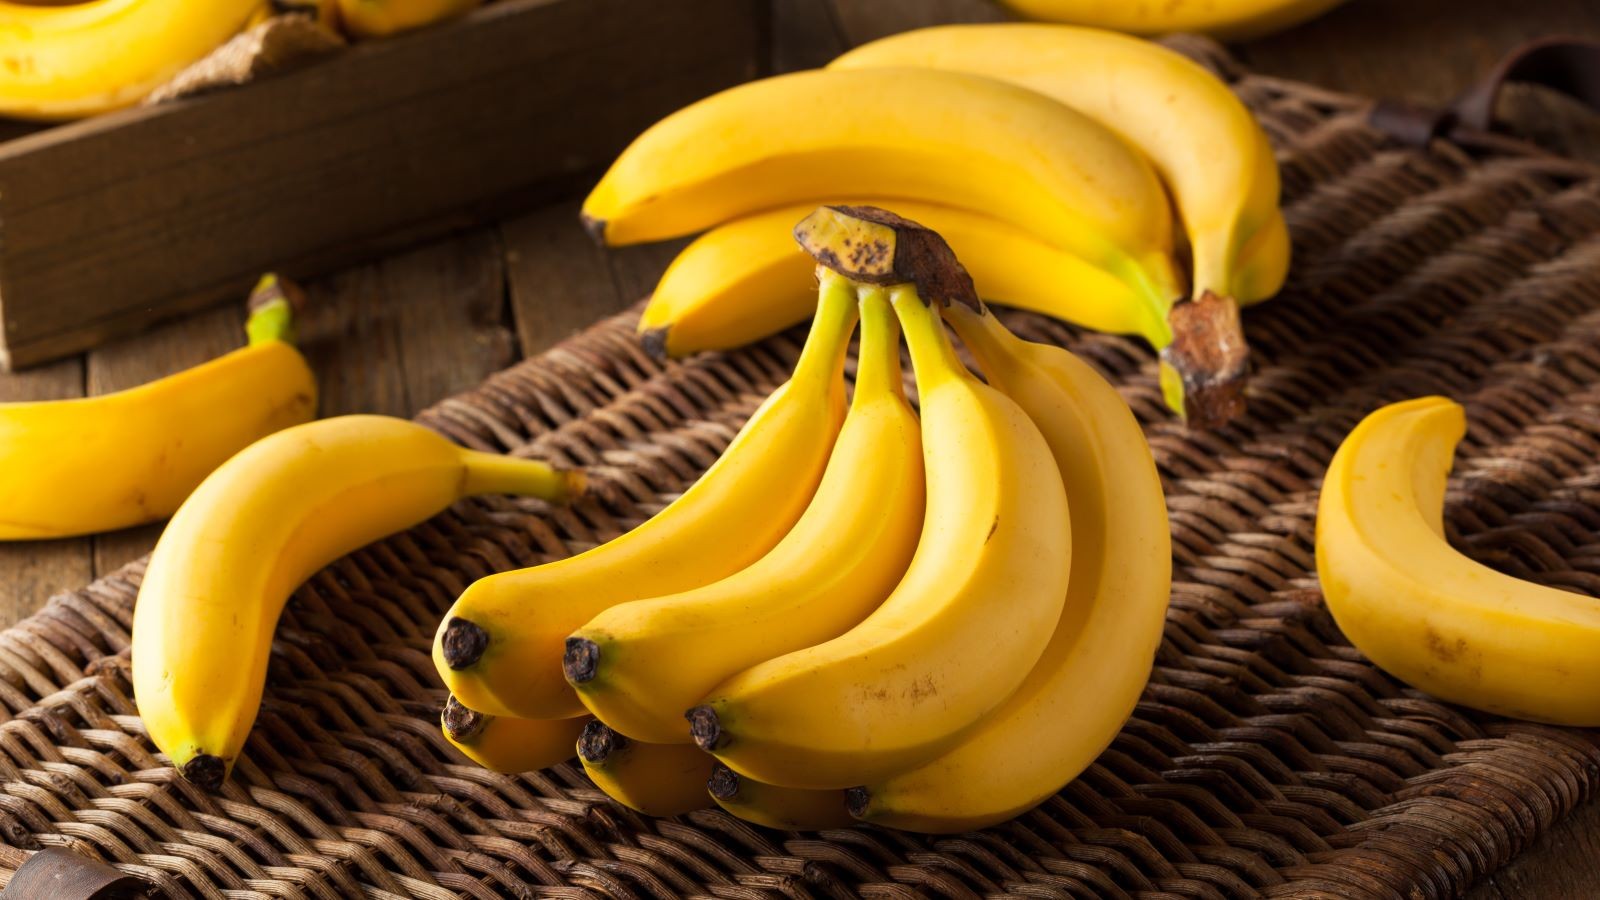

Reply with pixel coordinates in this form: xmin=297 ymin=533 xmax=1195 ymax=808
xmin=833 ymin=25 xmax=1287 ymax=421
xmin=689 ymin=212 xmax=1071 ymax=789
xmin=849 ymin=305 xmax=1170 ymax=832
xmin=638 ymin=201 xmax=1154 ymax=359
xmin=441 ymin=696 xmax=587 ymax=774
xmin=707 ymin=764 xmax=853 ymax=830
xmin=132 ymin=415 xmax=582 ymax=789
xmin=996 ymin=0 xmax=1347 ymax=41
xmin=0 ymin=279 xmax=316 ymax=540
xmin=582 ymin=67 xmax=1183 ymax=324
xmin=577 ymin=721 xmax=714 ymax=817
xmin=0 ymin=0 xmax=267 ymax=120
xmin=335 ymin=0 xmax=479 ymax=39
xmin=433 ymin=273 xmax=856 ymax=720
xmin=1316 ymin=397 xmax=1600 ymax=726
xmin=566 ymin=283 xmax=923 ymax=744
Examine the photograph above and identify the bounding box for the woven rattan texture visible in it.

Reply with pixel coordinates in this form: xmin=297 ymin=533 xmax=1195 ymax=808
xmin=1 ymin=39 xmax=1598 ymax=900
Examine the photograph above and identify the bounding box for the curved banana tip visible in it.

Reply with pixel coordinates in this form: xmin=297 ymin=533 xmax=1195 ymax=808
xmin=577 ymin=719 xmax=627 ymax=764
xmin=562 ymin=469 xmax=588 ymax=503
xmin=1161 ymin=290 xmax=1250 ymax=429
xmin=706 ymin=762 xmax=740 ymax=800
xmin=580 ymin=212 xmax=608 ymax=245
xmin=686 ymin=705 xmax=723 ymax=751
xmin=440 ymin=617 xmax=489 ymax=670
xmin=639 ymin=327 xmax=672 ymax=361
xmin=843 ymin=786 xmax=870 ymax=819
xmin=563 ymin=637 xmax=601 ymax=684
xmin=181 ymin=754 xmax=227 ymax=792
xmin=441 ymin=695 xmax=487 ymax=743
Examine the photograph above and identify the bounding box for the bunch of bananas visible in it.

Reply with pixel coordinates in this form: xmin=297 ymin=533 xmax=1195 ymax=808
xmin=1317 ymin=397 xmax=1600 ymax=727
xmin=435 ymin=205 xmax=1172 ymax=833
xmin=593 ymin=24 xmax=1291 ymax=427
xmin=0 ymin=0 xmax=481 ymax=120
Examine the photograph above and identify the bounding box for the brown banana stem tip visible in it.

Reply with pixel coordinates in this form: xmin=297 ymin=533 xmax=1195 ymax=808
xmin=706 ymin=762 xmax=741 ymax=800
xmin=563 ymin=637 xmax=601 ymax=684
xmin=793 ymin=205 xmax=981 ymax=311
xmin=247 ymin=272 xmax=307 ymax=314
xmin=181 ymin=754 xmax=227 ymax=792
xmin=844 ymin=786 xmax=870 ymax=818
xmin=440 ymin=617 xmax=489 ymax=670
xmin=1162 ymin=290 xmax=1250 ymax=429
xmin=638 ymin=325 xmax=671 ymax=361
xmin=686 ymin=705 xmax=724 ymax=751
xmin=580 ymin=213 xmax=607 ymax=244
xmin=577 ymin=719 xmax=628 ymax=764
xmin=441 ymin=695 xmax=488 ymax=742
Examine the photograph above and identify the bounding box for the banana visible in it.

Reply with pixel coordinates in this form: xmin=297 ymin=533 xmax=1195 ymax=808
xmin=833 ymin=25 xmax=1287 ymax=422
xmin=995 ymin=0 xmax=1347 ymax=41
xmin=582 ymin=67 xmax=1183 ymax=327
xmin=335 ymin=0 xmax=479 ymax=39
xmin=566 ymin=283 xmax=923 ymax=743
xmin=849 ymin=305 xmax=1170 ymax=832
xmin=638 ymin=201 xmax=1154 ymax=359
xmin=1316 ymin=397 xmax=1600 ymax=726
xmin=0 ymin=277 xmax=316 ymax=540
xmin=132 ymin=415 xmax=582 ymax=790
xmin=0 ymin=0 xmax=267 ymax=119
xmin=707 ymin=764 xmax=853 ymax=830
xmin=577 ymin=721 xmax=714 ymax=817
xmin=687 ymin=208 xmax=1072 ymax=790
xmin=441 ymin=696 xmax=587 ymax=774
xmin=433 ymin=273 xmax=857 ymax=720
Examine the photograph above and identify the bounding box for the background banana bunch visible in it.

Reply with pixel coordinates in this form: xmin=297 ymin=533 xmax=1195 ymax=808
xmin=435 ymin=205 xmax=1173 ymax=832
xmin=591 ymin=24 xmax=1293 ymax=427
xmin=0 ymin=0 xmax=484 ymax=120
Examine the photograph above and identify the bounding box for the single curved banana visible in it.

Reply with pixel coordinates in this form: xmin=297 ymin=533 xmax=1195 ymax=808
xmin=583 ymin=67 xmax=1183 ymax=319
xmin=689 ymin=282 xmax=1071 ymax=789
xmin=1317 ymin=397 xmax=1600 ymax=726
xmin=433 ymin=273 xmax=857 ymax=721
xmin=638 ymin=201 xmax=1154 ymax=359
xmin=707 ymin=764 xmax=853 ymax=830
xmin=132 ymin=415 xmax=582 ymax=790
xmin=441 ymin=696 xmax=587 ymax=774
xmin=833 ymin=25 xmax=1287 ymax=422
xmin=567 ymin=284 xmax=923 ymax=743
xmin=577 ymin=721 xmax=714 ymax=817
xmin=335 ymin=0 xmax=480 ymax=39
xmin=0 ymin=0 xmax=267 ymax=120
xmin=0 ymin=279 xmax=316 ymax=540
xmin=996 ymin=0 xmax=1347 ymax=41
xmin=849 ymin=305 xmax=1170 ymax=832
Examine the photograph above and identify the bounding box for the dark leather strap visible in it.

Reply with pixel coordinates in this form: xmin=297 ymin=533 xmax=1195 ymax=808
xmin=1368 ymin=36 xmax=1600 ymax=147
xmin=1 ymin=848 xmax=147 ymax=899
xmin=1452 ymin=36 xmax=1600 ymax=131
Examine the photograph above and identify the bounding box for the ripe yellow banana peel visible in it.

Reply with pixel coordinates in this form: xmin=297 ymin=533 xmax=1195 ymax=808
xmin=999 ymin=0 xmax=1348 ymax=41
xmin=133 ymin=415 xmax=582 ymax=789
xmin=0 ymin=0 xmax=268 ymax=120
xmin=0 ymin=275 xmax=316 ymax=540
xmin=1317 ymin=396 xmax=1600 ymax=726
xmin=335 ymin=0 xmax=480 ymax=40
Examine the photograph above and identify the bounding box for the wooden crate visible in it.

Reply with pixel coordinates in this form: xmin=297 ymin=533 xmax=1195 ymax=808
xmin=0 ymin=0 xmax=766 ymax=370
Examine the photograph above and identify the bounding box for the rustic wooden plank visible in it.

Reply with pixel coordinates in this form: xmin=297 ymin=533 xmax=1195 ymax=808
xmin=501 ymin=201 xmax=630 ymax=360
xmin=0 ymin=0 xmax=764 ymax=371
xmin=300 ymin=228 xmax=512 ymax=418
xmin=1235 ymin=0 xmax=1600 ymax=105
xmin=826 ymin=0 xmax=1002 ymax=46
xmin=86 ymin=305 xmax=246 ymax=576
xmin=0 ymin=357 xmax=91 ymax=627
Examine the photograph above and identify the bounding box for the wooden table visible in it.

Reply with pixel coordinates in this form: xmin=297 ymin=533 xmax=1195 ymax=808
xmin=0 ymin=0 xmax=1595 ymax=894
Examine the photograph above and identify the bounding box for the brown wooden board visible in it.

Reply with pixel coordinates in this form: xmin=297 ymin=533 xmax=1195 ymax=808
xmin=0 ymin=0 xmax=764 ymax=371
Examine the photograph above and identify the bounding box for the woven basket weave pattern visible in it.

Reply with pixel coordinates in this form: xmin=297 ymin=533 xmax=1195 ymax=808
xmin=0 ymin=38 xmax=1597 ymax=899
